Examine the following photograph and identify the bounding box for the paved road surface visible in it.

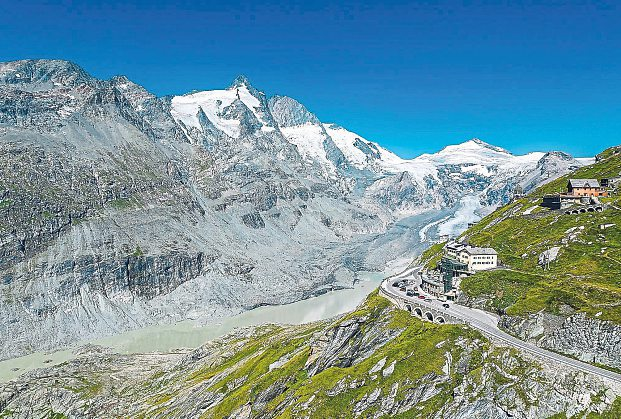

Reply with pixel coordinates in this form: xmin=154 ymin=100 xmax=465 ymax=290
xmin=381 ymin=267 xmax=621 ymax=384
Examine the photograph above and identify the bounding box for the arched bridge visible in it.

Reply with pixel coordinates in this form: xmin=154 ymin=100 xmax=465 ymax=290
xmin=379 ymin=287 xmax=462 ymax=325
xmin=564 ymin=205 xmax=603 ymax=215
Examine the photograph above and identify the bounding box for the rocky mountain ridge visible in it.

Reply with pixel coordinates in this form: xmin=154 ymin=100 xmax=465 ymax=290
xmin=0 ymin=59 xmax=585 ymax=360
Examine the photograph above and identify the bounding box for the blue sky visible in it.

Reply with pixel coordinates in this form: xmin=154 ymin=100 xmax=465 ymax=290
xmin=1 ymin=0 xmax=619 ymax=158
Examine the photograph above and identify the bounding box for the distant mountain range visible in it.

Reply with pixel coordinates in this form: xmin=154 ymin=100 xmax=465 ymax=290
xmin=0 ymin=59 xmax=588 ymax=359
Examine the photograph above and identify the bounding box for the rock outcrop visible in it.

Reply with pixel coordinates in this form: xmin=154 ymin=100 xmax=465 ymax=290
xmin=501 ymin=312 xmax=621 ymax=370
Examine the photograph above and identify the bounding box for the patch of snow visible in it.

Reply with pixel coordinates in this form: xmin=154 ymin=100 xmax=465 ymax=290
xmin=522 ymin=206 xmax=536 ymax=215
xmin=461 ymin=164 xmax=491 ymax=177
xmin=56 ymin=106 xmax=76 ymax=118
xmin=576 ymin=157 xmax=596 ymax=165
xmin=418 ymin=215 xmax=451 ymax=242
xmin=280 ymin=123 xmax=335 ymax=174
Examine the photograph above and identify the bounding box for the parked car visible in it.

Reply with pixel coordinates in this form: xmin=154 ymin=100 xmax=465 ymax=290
xmin=425 ymin=298 xmax=432 ymax=302
xmin=418 ymin=295 xmax=425 ymax=300
xmin=392 ymin=282 xmax=399 ymax=288
xmin=399 ymin=287 xmax=406 ymax=292
xmin=442 ymin=303 xmax=450 ymax=309
xmin=406 ymin=290 xmax=415 ymax=297
xmin=413 ymin=292 xmax=420 ymax=297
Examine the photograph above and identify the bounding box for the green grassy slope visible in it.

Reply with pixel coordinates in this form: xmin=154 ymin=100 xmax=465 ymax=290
xmin=138 ymin=292 xmax=484 ymax=418
xmin=65 ymin=293 xmax=621 ymax=417
xmin=3 ymin=293 xmax=620 ymax=417
xmin=422 ymin=147 xmax=621 ymax=323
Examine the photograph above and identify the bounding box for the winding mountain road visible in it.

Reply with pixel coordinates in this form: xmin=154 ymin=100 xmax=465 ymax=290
xmin=381 ymin=267 xmax=621 ymax=384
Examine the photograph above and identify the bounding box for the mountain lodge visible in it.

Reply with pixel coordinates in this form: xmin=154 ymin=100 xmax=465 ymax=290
xmin=567 ymin=179 xmax=608 ymax=197
xmin=541 ymin=178 xmax=610 ymax=210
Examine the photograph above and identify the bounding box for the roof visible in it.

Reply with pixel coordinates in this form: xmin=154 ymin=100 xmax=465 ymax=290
xmin=463 ymin=246 xmax=497 ymax=255
xmin=568 ymin=179 xmax=600 ymax=188
xmin=445 ymin=241 xmax=466 ymax=251
xmin=422 ymin=277 xmax=443 ymax=287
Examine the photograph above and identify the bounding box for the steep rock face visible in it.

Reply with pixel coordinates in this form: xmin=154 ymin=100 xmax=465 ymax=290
xmin=500 ymin=312 xmax=621 ymax=370
xmin=0 ymin=59 xmax=584 ymax=360
xmin=1 ymin=293 xmax=619 ymax=418
xmin=0 ymin=60 xmax=92 ymax=89
xmin=0 ymin=60 xmax=390 ymax=359
xmin=520 ymin=151 xmax=587 ymax=191
xmin=268 ymin=95 xmax=320 ymax=127
xmin=365 ymin=171 xmax=427 ymax=212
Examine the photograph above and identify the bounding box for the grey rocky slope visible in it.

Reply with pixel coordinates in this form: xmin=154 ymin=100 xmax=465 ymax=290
xmin=0 ymin=59 xmax=585 ymax=360
xmin=1 ymin=292 xmax=620 ymax=418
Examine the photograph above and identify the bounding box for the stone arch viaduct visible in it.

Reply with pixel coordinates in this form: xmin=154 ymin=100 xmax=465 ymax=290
xmin=379 ymin=287 xmax=462 ymax=325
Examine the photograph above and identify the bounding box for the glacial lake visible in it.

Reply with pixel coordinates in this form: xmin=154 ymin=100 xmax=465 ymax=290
xmin=0 ymin=270 xmax=390 ymax=383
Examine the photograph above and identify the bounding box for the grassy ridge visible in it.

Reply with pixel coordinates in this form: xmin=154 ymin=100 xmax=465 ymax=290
xmin=133 ymin=291 xmax=489 ymax=417
xmin=422 ymin=147 xmax=621 ymax=323
xmin=201 ymin=293 xmax=479 ymax=418
xmin=129 ymin=291 xmax=621 ymax=418
xmin=4 ymin=292 xmax=621 ymax=417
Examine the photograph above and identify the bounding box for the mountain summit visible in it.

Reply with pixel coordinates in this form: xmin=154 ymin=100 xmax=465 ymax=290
xmin=0 ymin=59 xmax=92 ymax=89
xmin=229 ymin=74 xmax=252 ymax=89
xmin=467 ymin=138 xmax=512 ymax=153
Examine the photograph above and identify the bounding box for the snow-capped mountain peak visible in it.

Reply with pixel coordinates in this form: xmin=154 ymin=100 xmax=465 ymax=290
xmin=463 ymin=138 xmax=511 ymax=154
xmin=169 ymin=77 xmax=587 ymax=218
xmin=229 ymin=74 xmax=252 ymax=89
xmin=416 ymin=138 xmax=542 ymax=167
xmin=171 ymin=76 xmax=275 ymax=138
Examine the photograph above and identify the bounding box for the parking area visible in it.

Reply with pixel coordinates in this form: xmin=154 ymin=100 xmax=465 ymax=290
xmin=390 ymin=277 xmax=451 ymax=309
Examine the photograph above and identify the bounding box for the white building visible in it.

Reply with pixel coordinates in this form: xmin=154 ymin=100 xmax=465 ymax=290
xmin=459 ymin=247 xmax=498 ymax=271
xmin=444 ymin=241 xmax=498 ymax=272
